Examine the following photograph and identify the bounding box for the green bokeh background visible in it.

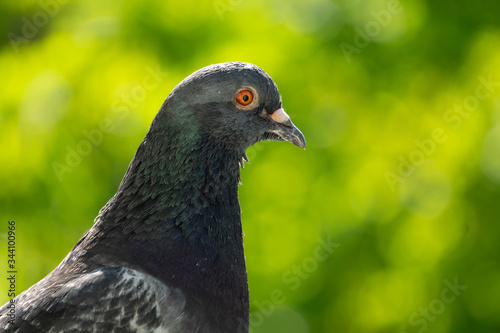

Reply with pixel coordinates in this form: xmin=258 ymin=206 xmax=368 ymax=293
xmin=2 ymin=0 xmax=500 ymax=332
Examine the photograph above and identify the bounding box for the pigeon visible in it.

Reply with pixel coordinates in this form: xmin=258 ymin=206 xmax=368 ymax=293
xmin=0 ymin=62 xmax=306 ymax=333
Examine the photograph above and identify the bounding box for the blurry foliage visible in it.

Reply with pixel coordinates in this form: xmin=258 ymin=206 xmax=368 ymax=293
xmin=1 ymin=0 xmax=500 ymax=332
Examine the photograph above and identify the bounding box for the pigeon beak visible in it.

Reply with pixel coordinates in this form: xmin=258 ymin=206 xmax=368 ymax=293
xmin=267 ymin=108 xmax=306 ymax=149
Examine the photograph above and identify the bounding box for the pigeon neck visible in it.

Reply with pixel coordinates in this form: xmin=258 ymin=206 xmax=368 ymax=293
xmin=91 ymin=132 xmax=249 ymax=325
xmin=114 ymin=132 xmax=245 ymax=245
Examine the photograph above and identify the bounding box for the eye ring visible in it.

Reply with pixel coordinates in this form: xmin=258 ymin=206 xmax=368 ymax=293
xmin=233 ymin=86 xmax=258 ymax=110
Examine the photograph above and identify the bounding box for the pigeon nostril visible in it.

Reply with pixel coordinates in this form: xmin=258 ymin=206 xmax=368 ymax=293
xmin=270 ymin=108 xmax=290 ymax=124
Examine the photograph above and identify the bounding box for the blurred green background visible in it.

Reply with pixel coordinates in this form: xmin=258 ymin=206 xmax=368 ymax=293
xmin=2 ymin=0 xmax=500 ymax=332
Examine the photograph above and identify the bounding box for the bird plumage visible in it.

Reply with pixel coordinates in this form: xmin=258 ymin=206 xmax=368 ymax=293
xmin=0 ymin=62 xmax=305 ymax=332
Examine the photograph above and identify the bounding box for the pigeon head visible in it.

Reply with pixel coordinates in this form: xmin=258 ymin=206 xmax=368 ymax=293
xmin=151 ymin=62 xmax=305 ymax=156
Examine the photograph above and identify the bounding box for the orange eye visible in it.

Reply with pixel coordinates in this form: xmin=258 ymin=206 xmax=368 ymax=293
xmin=236 ymin=89 xmax=254 ymax=106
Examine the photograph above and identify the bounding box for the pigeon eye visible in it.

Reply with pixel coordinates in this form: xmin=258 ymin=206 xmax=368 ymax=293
xmin=236 ymin=90 xmax=254 ymax=106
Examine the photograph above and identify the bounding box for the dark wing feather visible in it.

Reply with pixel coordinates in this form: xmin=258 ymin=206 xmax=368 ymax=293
xmin=0 ymin=267 xmax=198 ymax=333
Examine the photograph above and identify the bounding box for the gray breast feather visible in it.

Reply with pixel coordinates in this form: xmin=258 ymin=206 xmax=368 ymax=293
xmin=0 ymin=267 xmax=195 ymax=333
